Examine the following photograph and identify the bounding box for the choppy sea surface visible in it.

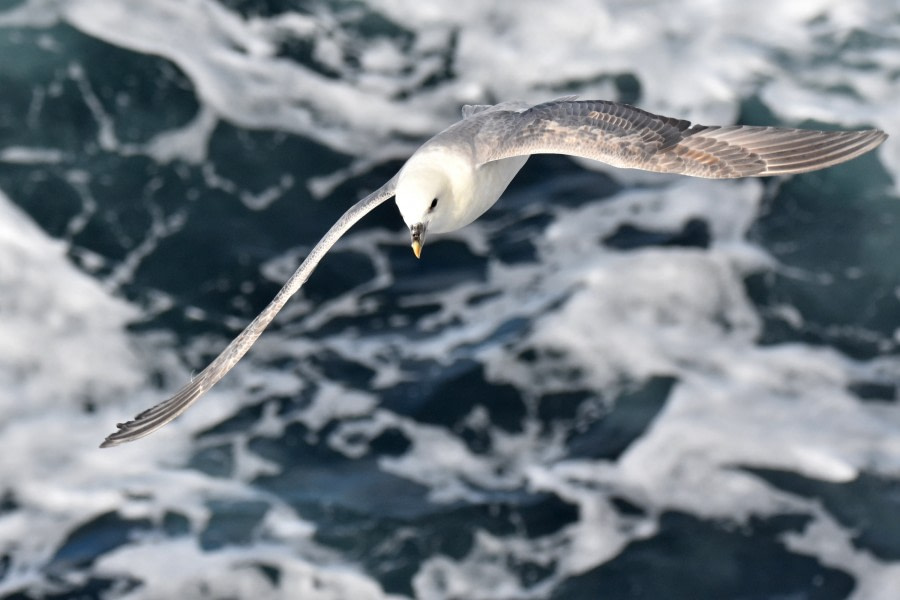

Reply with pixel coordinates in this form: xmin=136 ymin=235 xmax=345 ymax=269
xmin=1 ymin=1 xmax=900 ymax=598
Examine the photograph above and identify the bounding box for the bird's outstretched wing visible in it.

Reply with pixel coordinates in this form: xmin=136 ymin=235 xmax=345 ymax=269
xmin=101 ymin=176 xmax=398 ymax=447
xmin=473 ymin=99 xmax=887 ymax=178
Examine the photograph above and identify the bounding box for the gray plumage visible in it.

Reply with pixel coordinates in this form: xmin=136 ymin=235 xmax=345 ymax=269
xmin=470 ymin=99 xmax=887 ymax=177
xmin=101 ymin=176 xmax=398 ymax=447
xmin=102 ymin=99 xmax=886 ymax=447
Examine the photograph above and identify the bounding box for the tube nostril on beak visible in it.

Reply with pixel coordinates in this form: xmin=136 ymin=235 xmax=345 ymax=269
xmin=410 ymin=223 xmax=425 ymax=259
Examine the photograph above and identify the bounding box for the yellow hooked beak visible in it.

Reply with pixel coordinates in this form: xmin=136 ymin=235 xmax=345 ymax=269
xmin=410 ymin=223 xmax=425 ymax=259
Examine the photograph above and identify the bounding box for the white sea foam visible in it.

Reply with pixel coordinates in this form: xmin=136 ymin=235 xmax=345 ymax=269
xmin=0 ymin=192 xmax=143 ymax=417
xmin=4 ymin=0 xmax=896 ymax=180
xmin=1 ymin=0 xmax=898 ymax=597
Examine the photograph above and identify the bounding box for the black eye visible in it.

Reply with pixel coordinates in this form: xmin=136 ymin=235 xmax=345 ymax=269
xmin=429 ymin=198 xmax=438 ymax=210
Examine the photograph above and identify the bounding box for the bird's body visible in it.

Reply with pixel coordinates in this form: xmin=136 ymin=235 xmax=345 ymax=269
xmin=396 ymin=143 xmax=528 ymax=235
xmin=102 ymin=98 xmax=887 ymax=447
xmin=396 ymin=100 xmax=534 ymax=236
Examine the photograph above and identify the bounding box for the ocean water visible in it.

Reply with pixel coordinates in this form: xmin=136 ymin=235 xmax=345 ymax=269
xmin=1 ymin=0 xmax=899 ymax=598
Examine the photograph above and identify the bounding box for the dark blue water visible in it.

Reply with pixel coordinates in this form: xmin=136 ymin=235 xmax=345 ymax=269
xmin=1 ymin=2 xmax=899 ymax=598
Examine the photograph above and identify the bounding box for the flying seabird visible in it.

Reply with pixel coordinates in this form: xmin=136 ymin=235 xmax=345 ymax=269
xmin=101 ymin=98 xmax=887 ymax=447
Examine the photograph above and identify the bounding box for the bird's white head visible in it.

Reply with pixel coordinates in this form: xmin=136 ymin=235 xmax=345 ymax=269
xmin=394 ymin=162 xmax=455 ymax=259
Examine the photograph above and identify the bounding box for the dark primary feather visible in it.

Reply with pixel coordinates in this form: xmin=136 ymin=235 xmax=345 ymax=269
xmin=473 ymin=99 xmax=887 ymax=178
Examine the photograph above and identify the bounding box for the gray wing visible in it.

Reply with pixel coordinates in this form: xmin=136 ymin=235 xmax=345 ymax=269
xmin=101 ymin=176 xmax=398 ymax=447
xmin=462 ymin=104 xmax=496 ymax=119
xmin=462 ymin=96 xmax=577 ymax=119
xmin=473 ymin=99 xmax=887 ymax=178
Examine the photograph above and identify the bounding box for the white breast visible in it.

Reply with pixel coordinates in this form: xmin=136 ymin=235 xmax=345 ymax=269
xmin=437 ymin=154 xmax=529 ymax=233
